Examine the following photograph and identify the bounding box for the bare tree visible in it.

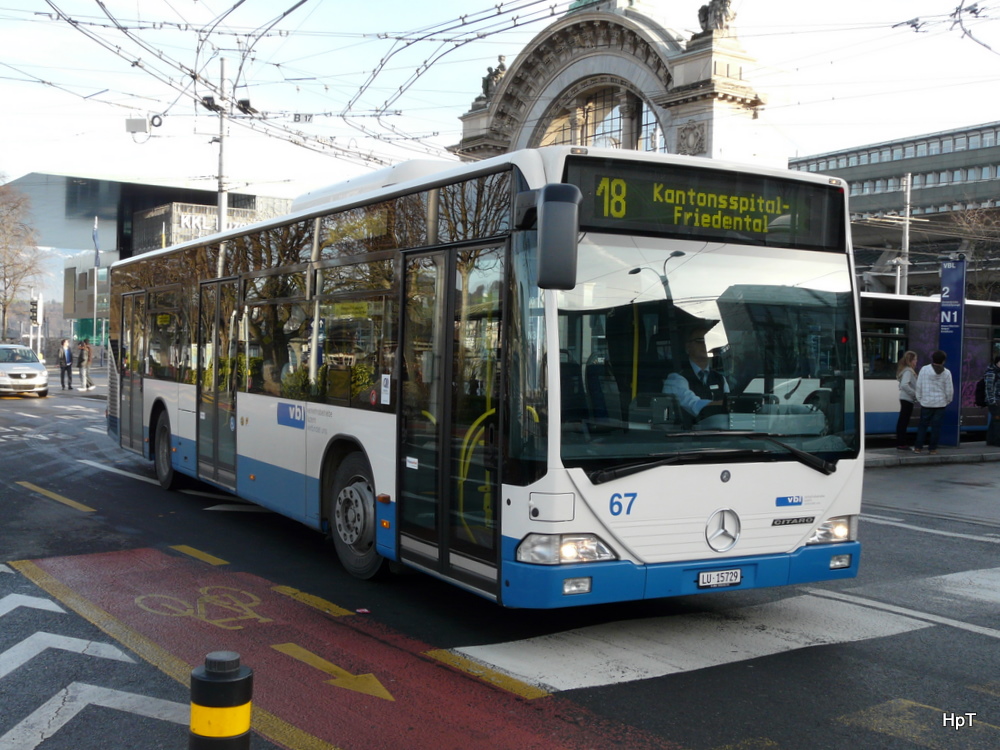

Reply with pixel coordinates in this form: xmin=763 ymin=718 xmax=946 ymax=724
xmin=0 ymin=178 xmax=44 ymax=340
xmin=950 ymin=207 xmax=1000 ymax=301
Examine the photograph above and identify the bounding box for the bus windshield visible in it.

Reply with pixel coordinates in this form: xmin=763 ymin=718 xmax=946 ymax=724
xmin=556 ymin=233 xmax=860 ymax=473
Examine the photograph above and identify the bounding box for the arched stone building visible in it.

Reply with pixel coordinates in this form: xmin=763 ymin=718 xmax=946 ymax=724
xmin=452 ymin=0 xmax=780 ymax=166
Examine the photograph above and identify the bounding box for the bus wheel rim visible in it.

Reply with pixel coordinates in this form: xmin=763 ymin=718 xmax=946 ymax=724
xmin=335 ymin=479 xmax=373 ymax=549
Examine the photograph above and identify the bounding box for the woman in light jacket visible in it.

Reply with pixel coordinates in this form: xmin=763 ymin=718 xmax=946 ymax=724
xmin=895 ymin=350 xmax=918 ymax=450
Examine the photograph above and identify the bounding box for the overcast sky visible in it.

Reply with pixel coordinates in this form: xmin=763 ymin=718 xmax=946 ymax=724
xmin=1 ymin=0 xmax=998 ymax=200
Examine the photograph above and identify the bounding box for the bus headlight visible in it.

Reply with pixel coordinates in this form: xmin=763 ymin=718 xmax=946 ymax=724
xmin=807 ymin=515 xmax=858 ymax=544
xmin=516 ymin=534 xmax=617 ymax=565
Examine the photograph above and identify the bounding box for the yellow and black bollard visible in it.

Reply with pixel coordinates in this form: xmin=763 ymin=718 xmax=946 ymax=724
xmin=189 ymin=651 xmax=253 ymax=749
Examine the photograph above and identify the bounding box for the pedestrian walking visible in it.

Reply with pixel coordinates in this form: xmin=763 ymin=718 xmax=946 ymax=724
xmin=985 ymin=354 xmax=1000 ymax=446
xmin=913 ymin=350 xmax=954 ymax=454
xmin=78 ymin=339 xmax=95 ymax=390
xmin=895 ymin=350 xmax=918 ymax=450
xmin=58 ymin=338 xmax=74 ymax=390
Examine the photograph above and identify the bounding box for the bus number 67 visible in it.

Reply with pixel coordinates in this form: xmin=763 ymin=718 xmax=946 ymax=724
xmin=609 ymin=492 xmax=637 ymax=516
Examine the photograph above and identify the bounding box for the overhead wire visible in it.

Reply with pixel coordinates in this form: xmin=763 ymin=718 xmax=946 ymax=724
xmin=17 ymin=1 xmax=1000 ymax=176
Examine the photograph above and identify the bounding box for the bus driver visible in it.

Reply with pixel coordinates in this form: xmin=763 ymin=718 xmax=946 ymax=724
xmin=663 ymin=326 xmax=729 ymax=419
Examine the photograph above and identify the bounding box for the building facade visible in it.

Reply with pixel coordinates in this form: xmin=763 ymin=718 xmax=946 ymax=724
xmin=8 ymin=172 xmax=289 ymax=344
xmin=451 ymin=0 xmax=782 ymax=167
xmin=790 ymin=121 xmax=1000 ymax=295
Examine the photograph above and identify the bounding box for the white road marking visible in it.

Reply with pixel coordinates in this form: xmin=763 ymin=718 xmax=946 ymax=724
xmin=0 ymin=682 xmax=188 ymax=749
xmin=0 ymin=594 xmax=64 ymax=618
xmin=861 ymin=512 xmax=905 ymax=522
xmin=455 ymin=594 xmax=931 ymax=692
xmin=0 ymin=565 xmax=13 ymax=575
xmin=921 ymin=567 xmax=1000 ymax=605
xmin=804 ymin=587 xmax=1000 ymax=640
xmin=85 ymin=427 xmax=106 ymax=434
xmin=0 ymin=632 xmax=134 ymax=680
xmin=862 ymin=516 xmax=1000 ymax=544
xmin=76 ymin=459 xmax=158 ymax=485
xmin=13 ymin=413 xmax=40 ymax=420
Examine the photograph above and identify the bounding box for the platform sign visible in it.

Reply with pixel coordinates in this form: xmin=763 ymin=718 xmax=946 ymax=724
xmin=938 ymin=258 xmax=966 ymax=446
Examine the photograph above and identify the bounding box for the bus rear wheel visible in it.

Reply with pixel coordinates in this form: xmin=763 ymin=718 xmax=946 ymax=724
xmin=328 ymin=453 xmax=384 ymax=579
xmin=154 ymin=413 xmax=180 ymax=490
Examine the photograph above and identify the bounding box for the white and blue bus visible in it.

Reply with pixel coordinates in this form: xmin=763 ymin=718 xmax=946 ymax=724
xmin=861 ymin=291 xmax=1000 ymax=437
xmin=108 ymin=146 xmax=862 ymax=608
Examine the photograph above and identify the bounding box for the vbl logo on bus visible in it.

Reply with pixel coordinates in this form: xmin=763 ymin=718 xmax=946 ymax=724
xmin=277 ymin=403 xmax=306 ymax=429
xmin=775 ymin=495 xmax=804 ymax=507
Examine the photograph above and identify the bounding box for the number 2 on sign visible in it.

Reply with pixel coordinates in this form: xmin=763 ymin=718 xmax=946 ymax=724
xmin=597 ymin=177 xmax=627 ymax=218
xmin=609 ymin=492 xmax=637 ymax=516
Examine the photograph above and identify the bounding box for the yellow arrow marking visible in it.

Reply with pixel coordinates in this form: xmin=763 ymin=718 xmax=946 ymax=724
xmin=272 ymin=642 xmax=394 ymax=702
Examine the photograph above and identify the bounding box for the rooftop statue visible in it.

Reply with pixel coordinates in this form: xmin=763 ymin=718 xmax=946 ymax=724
xmin=698 ymin=0 xmax=735 ymax=32
xmin=481 ymin=55 xmax=507 ymax=100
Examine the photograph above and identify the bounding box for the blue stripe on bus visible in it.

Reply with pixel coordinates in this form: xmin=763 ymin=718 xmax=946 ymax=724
xmin=236 ymin=456 xmax=309 ymax=524
xmin=864 ymin=411 xmax=899 ymax=435
xmin=498 ymin=539 xmax=860 ymax=609
xmin=163 ymin=442 xmax=390 ymax=539
xmin=864 ymin=411 xmax=987 ymax=436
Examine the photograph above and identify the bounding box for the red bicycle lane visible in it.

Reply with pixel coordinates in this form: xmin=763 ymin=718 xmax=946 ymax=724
xmin=20 ymin=547 xmax=680 ymax=750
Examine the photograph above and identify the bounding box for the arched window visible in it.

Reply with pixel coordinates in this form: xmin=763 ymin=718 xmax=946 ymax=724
xmin=537 ymin=86 xmax=666 ymax=153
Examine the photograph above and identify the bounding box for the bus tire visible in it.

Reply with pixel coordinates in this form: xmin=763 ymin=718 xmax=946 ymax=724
xmin=154 ymin=412 xmax=180 ymax=490
xmin=328 ymin=452 xmax=384 ymax=579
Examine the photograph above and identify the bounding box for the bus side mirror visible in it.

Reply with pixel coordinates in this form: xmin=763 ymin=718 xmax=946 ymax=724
xmin=516 ymin=184 xmax=582 ymax=290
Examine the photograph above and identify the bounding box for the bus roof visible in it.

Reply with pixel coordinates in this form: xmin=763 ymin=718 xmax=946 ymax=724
xmin=111 ymin=146 xmax=847 ymax=270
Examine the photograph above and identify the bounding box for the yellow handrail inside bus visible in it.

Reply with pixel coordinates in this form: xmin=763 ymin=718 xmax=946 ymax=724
xmin=458 ymin=407 xmax=496 ymax=544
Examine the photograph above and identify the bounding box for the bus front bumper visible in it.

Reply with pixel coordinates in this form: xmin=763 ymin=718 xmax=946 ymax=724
xmin=498 ymin=541 xmax=861 ymax=609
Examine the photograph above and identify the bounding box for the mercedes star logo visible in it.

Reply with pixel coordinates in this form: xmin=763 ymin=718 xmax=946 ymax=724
xmin=706 ymin=508 xmax=741 ymax=552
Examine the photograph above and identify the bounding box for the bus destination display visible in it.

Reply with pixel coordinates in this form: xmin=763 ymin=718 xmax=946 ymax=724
xmin=565 ymin=157 xmax=845 ymax=250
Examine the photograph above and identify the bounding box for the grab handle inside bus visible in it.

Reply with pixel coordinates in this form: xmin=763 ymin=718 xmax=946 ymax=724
xmin=516 ymin=183 xmax=582 ymax=290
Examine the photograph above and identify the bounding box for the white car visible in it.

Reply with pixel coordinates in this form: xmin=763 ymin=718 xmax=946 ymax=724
xmin=0 ymin=345 xmax=48 ymax=397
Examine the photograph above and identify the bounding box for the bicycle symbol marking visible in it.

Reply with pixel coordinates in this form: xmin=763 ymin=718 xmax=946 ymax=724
xmin=135 ymin=586 xmax=272 ymax=630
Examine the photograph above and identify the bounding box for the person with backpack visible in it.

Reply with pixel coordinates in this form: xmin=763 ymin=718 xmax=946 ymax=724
xmin=985 ymin=355 xmax=1000 ymax=446
xmin=895 ymin=350 xmax=918 ymax=450
xmin=913 ymin=350 xmax=954 ymax=454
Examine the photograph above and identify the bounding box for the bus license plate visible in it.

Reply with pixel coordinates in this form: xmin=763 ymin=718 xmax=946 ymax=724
xmin=698 ymin=569 xmax=742 ymax=588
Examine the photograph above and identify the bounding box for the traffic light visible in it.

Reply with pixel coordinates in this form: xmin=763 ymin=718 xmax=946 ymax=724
xmin=29 ymin=299 xmax=38 ymax=324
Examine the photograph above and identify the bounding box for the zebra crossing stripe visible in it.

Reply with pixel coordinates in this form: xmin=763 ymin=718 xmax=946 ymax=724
xmin=0 ymin=682 xmax=188 ymax=750
xmin=0 ymin=632 xmax=134 ymax=680
xmin=0 ymin=594 xmax=65 ymax=618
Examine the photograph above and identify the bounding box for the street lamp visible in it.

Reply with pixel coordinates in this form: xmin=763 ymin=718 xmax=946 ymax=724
xmin=629 ymin=250 xmax=686 ymax=298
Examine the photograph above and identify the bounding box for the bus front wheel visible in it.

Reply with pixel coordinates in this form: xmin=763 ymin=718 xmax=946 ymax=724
xmin=328 ymin=453 xmax=384 ymax=579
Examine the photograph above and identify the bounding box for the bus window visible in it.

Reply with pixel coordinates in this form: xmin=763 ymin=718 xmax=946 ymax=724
xmin=243 ymin=301 xmax=312 ymax=398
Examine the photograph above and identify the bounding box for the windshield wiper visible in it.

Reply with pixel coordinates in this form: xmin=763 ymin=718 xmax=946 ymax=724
xmin=589 ymin=453 xmax=683 ymax=484
xmin=642 ymin=430 xmax=837 ymax=476
xmin=728 ymin=431 xmax=837 ymax=475
xmin=588 ymin=433 xmax=836 ymax=484
xmin=589 ymin=448 xmax=757 ymax=484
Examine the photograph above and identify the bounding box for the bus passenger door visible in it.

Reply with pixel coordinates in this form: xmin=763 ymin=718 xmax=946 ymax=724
xmin=119 ymin=292 xmax=145 ymax=453
xmin=398 ymin=246 xmax=503 ymax=596
xmin=197 ymin=279 xmax=239 ymax=489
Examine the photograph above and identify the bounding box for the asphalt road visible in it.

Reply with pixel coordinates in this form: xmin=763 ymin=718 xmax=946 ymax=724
xmin=1 ymin=389 xmax=999 ymax=749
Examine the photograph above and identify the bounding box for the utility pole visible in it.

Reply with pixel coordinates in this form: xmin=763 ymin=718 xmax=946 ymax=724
xmin=900 ymin=172 xmax=912 ymax=294
xmin=216 ymin=57 xmax=228 ymax=277
xmin=93 ymin=216 xmax=100 ymax=347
